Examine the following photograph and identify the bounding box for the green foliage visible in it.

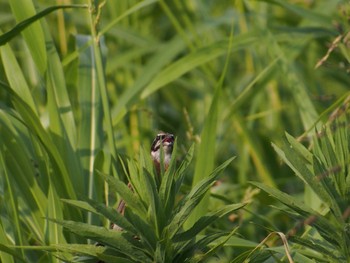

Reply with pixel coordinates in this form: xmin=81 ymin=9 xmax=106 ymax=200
xmin=253 ymin=111 xmax=350 ymax=262
xmin=0 ymin=0 xmax=350 ymax=262
xmin=52 ymin=144 xmax=244 ymax=262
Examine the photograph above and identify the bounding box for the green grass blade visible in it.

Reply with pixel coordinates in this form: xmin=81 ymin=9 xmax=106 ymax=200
xmin=46 ymin=182 xmax=66 ymax=257
xmin=0 ymin=31 xmax=37 ymax=113
xmin=0 ymin=110 xmax=47 ymax=238
xmin=55 ymin=243 xmax=136 ymax=263
xmin=99 ymin=172 xmax=147 ymax=215
xmin=251 ymin=181 xmax=342 ymax=245
xmin=186 ymin=79 xmax=220 ymax=227
xmin=52 ymin=219 xmax=151 ymax=262
xmin=225 ymin=58 xmax=279 ymax=115
xmin=0 ymin=243 xmax=25 ymax=263
xmin=0 ymin=151 xmax=24 ymax=258
xmin=174 ymin=203 xmax=245 ymax=242
xmin=88 ymin=5 xmax=118 ymax=176
xmin=273 ymin=136 xmax=342 ymax=217
xmin=175 ymin=144 xmax=195 ymax=194
xmin=0 ymin=81 xmax=77 ymax=201
xmin=112 ymin=36 xmax=186 ymax=125
xmin=8 ymin=0 xmax=47 ymax=73
xmin=159 ymin=140 xmax=178 ymax=215
xmin=100 ymin=0 xmax=158 ymax=36
xmin=169 ymin=157 xmax=235 ymax=236
xmin=62 ymin=199 xmax=137 ymax=234
xmin=259 ymin=0 xmax=333 ymax=26
xmin=0 ymin=4 xmax=87 ymax=45
xmin=75 ymin=34 xmax=103 ymax=207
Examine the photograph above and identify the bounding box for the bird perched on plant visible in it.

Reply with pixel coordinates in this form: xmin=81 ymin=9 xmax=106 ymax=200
xmin=150 ymin=131 xmax=175 ymax=175
xmin=113 ymin=132 xmax=175 ymax=230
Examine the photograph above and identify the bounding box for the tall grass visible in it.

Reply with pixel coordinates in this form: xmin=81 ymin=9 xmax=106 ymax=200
xmin=0 ymin=0 xmax=349 ymax=262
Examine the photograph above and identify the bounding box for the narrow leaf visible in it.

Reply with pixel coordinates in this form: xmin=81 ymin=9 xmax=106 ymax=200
xmin=174 ymin=203 xmax=245 ymax=242
xmin=0 ymin=5 xmax=87 ymax=46
xmin=169 ymin=157 xmax=235 ymax=236
xmin=52 ymin=219 xmax=151 ymax=262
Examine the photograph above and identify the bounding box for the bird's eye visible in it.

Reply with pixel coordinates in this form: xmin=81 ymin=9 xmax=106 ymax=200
xmin=156 ymin=135 xmax=160 ymax=140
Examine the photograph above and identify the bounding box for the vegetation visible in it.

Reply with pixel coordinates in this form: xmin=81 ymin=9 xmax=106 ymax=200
xmin=0 ymin=0 xmax=349 ymax=262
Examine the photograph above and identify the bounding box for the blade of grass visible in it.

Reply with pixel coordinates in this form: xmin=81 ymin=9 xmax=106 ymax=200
xmin=0 ymin=150 xmax=24 ymax=258
xmin=76 ymin=34 xmax=103 ymax=224
xmin=88 ymin=1 xmax=118 ymax=178
xmin=0 ymin=4 xmax=87 ymax=45
xmin=173 ymin=203 xmax=245 ymax=242
xmin=0 ymin=81 xmax=77 ymax=201
xmin=251 ymin=181 xmax=342 ymax=245
xmin=112 ymin=36 xmax=186 ymax=125
xmin=52 ymin=219 xmax=151 ymax=262
xmin=169 ymin=157 xmax=235 ymax=236
xmin=0 ymin=30 xmax=37 ymax=113
xmin=186 ymin=22 xmax=235 ymax=228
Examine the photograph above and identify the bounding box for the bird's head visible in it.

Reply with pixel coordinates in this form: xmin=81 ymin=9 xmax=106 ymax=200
xmin=150 ymin=131 xmax=175 ymax=166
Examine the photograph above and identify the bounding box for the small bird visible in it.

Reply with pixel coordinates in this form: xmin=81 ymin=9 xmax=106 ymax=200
xmin=113 ymin=132 xmax=175 ymax=231
xmin=150 ymin=131 xmax=175 ymax=175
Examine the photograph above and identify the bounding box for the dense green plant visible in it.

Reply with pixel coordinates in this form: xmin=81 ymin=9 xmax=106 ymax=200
xmin=252 ymin=108 xmax=350 ymax=262
xmin=49 ymin=143 xmax=245 ymax=262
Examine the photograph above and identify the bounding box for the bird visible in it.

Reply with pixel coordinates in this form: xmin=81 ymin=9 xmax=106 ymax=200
xmin=150 ymin=131 xmax=175 ymax=175
xmin=112 ymin=131 xmax=175 ymax=231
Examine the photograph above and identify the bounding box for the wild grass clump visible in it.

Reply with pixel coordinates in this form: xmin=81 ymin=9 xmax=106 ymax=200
xmin=0 ymin=0 xmax=350 ymax=262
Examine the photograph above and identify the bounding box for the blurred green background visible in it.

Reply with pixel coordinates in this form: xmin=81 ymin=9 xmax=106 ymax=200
xmin=0 ymin=0 xmax=349 ymax=262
